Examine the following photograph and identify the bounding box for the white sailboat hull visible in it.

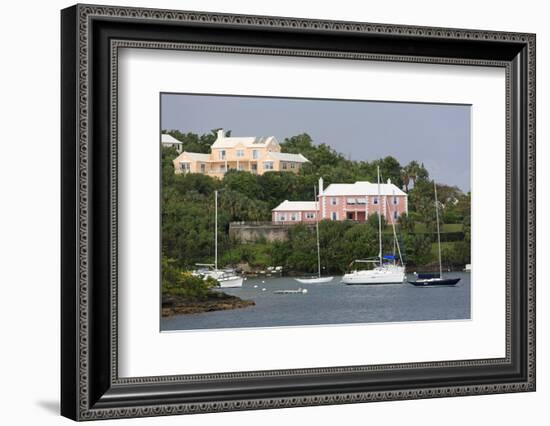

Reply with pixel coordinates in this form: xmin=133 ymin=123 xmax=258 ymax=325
xmin=217 ymin=276 xmax=244 ymax=288
xmin=294 ymin=276 xmax=334 ymax=284
xmin=196 ymin=269 xmax=244 ymax=288
xmin=342 ymin=266 xmax=405 ymax=285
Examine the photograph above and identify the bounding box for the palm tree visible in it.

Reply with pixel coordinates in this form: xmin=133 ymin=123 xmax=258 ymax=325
xmin=400 ymin=169 xmax=411 ymax=192
xmin=407 ymin=161 xmax=420 ymax=187
xmin=402 ymin=161 xmax=427 ymax=192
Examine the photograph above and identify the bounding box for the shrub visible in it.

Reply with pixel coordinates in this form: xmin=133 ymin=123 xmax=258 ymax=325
xmin=162 ymin=257 xmax=218 ymax=301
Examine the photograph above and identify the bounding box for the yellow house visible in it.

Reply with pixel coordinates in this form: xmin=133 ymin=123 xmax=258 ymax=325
xmin=172 ymin=130 xmax=309 ymax=178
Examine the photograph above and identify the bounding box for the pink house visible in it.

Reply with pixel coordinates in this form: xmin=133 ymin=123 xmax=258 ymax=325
xmin=272 ymin=178 xmax=407 ymax=225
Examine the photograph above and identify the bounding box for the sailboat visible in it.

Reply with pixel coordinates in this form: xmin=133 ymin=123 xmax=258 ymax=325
xmin=295 ymin=185 xmax=334 ymax=284
xmin=342 ymin=166 xmax=406 ymax=285
xmin=408 ymin=181 xmax=461 ymax=287
xmin=193 ymin=190 xmax=243 ymax=288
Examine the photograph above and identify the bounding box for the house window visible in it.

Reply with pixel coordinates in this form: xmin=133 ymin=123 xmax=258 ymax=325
xmin=282 ymin=162 xmax=287 ymax=170
xmin=252 ymin=150 xmax=259 ymax=159
xmin=180 ymin=162 xmax=190 ymax=172
xmin=373 ymin=197 xmax=379 ymax=205
xmin=331 ymin=212 xmax=338 ymax=220
xmin=305 ymin=212 xmax=315 ymax=219
xmin=220 ymin=165 xmax=226 ymax=172
xmin=291 ymin=213 xmax=297 ymax=221
xmin=238 ymin=163 xmax=245 ymax=171
xmin=393 ymin=196 xmax=398 ymax=205
xmin=394 ymin=211 xmax=398 ymax=219
xmin=290 ymin=162 xmax=296 ymax=169
xmin=279 ymin=214 xmax=286 ymax=221
xmin=356 ymin=198 xmax=367 ymax=205
xmin=264 ymin=161 xmax=274 ymax=170
xmin=251 ymin=163 xmax=258 ymax=171
xmin=219 ymin=150 xmax=226 ymax=160
xmin=346 ymin=198 xmax=356 ymax=205
xmin=236 ymin=149 xmax=244 ymax=157
xmin=331 ymin=197 xmax=338 ymax=206
xmin=200 ymin=163 xmax=206 ymax=173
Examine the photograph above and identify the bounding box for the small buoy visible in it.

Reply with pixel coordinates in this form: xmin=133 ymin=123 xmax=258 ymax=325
xmin=262 ymin=288 xmax=266 ymax=291
xmin=253 ymin=285 xmax=258 ymax=288
xmin=262 ymin=280 xmax=265 ymax=284
xmin=302 ymin=289 xmax=308 ymax=294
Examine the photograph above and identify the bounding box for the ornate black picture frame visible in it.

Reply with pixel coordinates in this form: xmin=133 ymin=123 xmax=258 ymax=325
xmin=61 ymin=4 xmax=536 ymax=421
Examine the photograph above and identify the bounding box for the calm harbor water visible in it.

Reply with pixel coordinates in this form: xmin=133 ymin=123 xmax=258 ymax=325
xmin=161 ymin=272 xmax=471 ymax=331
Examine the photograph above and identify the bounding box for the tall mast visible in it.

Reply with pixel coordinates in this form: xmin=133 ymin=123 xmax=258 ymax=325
xmin=314 ymin=185 xmax=321 ymax=277
xmin=385 ymin=193 xmax=404 ymax=266
xmin=377 ymin=166 xmax=383 ymax=267
xmin=434 ymin=181 xmax=443 ymax=277
xmin=214 ymin=190 xmax=218 ymax=270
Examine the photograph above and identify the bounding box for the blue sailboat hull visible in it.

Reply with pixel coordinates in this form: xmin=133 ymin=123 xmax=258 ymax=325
xmin=408 ymin=277 xmax=461 ymax=287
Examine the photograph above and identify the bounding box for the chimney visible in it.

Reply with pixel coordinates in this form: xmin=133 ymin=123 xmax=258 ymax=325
xmin=217 ymin=129 xmax=225 ymax=140
xmin=387 ymin=178 xmax=392 ymax=184
xmin=318 ymin=177 xmax=324 ymax=196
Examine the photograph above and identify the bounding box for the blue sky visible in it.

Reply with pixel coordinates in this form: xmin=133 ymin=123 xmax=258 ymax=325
xmin=161 ymin=93 xmax=471 ymax=191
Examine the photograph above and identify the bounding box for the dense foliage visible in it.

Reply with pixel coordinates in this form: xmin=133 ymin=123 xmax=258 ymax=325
xmin=162 ymin=257 xmax=219 ymax=300
xmin=161 ymin=131 xmax=471 ymax=275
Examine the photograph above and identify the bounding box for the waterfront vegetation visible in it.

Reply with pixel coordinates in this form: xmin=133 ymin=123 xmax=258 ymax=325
xmin=162 ymin=258 xmax=219 ymax=300
xmin=161 ymin=130 xmax=471 ymax=283
xmin=161 ymin=258 xmax=255 ymax=316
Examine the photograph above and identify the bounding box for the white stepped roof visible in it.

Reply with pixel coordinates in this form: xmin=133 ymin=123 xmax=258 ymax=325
xmin=266 ymin=152 xmax=309 ymax=163
xmin=178 ymin=151 xmax=211 ymax=161
xmin=212 ymin=135 xmax=278 ymax=149
xmin=162 ymin=134 xmax=182 ymax=144
xmin=272 ymin=200 xmax=317 ymax=212
xmin=322 ymin=181 xmax=406 ymax=196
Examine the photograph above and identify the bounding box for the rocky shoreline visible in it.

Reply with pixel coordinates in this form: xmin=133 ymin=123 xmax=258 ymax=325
xmin=162 ymin=292 xmax=255 ymax=317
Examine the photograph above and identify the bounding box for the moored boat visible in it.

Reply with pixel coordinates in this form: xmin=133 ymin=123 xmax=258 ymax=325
xmin=342 ymin=259 xmax=405 ymax=285
xmin=408 ymin=181 xmax=460 ymax=287
xmin=295 ymin=276 xmax=334 ymax=284
xmin=193 ymin=264 xmax=244 ymax=288
xmin=274 ymin=288 xmax=308 ymax=295
xmin=193 ymin=191 xmax=243 ymax=288
xmin=408 ymin=272 xmax=460 ymax=287
xmin=342 ymin=166 xmax=406 ymax=285
xmin=294 ymin=184 xmax=334 ymax=284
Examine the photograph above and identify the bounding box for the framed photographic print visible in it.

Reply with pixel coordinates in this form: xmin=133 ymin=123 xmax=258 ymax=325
xmin=61 ymin=4 xmax=536 ymax=421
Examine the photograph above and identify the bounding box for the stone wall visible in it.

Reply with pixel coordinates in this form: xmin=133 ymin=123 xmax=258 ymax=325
xmin=229 ymin=221 xmax=315 ymax=243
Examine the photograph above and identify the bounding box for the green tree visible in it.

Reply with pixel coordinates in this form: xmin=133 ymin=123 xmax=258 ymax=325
xmin=222 ymin=170 xmax=262 ymax=199
xmin=219 ymin=189 xmax=270 ymax=222
xmin=375 ymin=156 xmax=404 ymax=188
xmin=281 ymin=133 xmax=346 ymax=170
xmin=342 ymin=224 xmax=379 ymax=261
xmin=285 ymin=225 xmax=318 ymax=273
xmin=397 ymin=213 xmax=416 ymax=234
xmin=162 ymin=257 xmax=218 ymax=300
xmin=403 ymin=234 xmax=433 ymax=266
xmin=172 ymin=172 xmax=218 ymax=197
xmin=401 ymin=160 xmax=429 ymax=191
xmin=318 ymin=220 xmax=357 ymax=273
xmin=367 ymin=212 xmax=387 ymax=229
xmin=257 ymin=171 xmax=301 ymax=208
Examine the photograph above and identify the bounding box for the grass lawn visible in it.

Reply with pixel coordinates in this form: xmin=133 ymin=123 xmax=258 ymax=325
xmin=414 ymin=223 xmax=463 ymax=233
xmin=222 ymin=243 xmax=273 ymax=267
